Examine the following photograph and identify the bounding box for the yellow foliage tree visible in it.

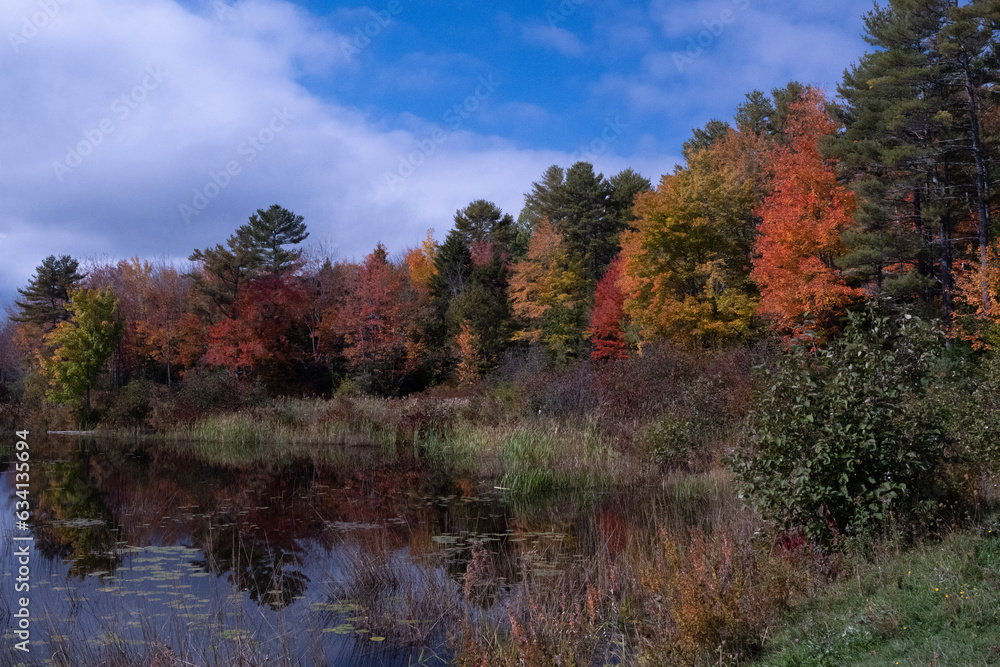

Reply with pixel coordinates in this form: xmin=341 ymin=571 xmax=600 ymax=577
xmin=510 ymin=218 xmax=588 ymax=361
xmin=619 ymin=144 xmax=759 ymax=348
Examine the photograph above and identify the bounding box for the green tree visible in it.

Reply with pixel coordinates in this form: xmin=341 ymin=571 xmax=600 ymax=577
xmin=236 ymin=204 xmax=309 ymax=274
xmin=681 ymin=119 xmax=731 ymax=160
xmin=734 ymin=82 xmax=806 ymax=138
xmin=606 ymin=168 xmax=652 ymax=235
xmin=13 ymin=255 xmax=85 ymax=330
xmin=188 ymin=234 xmax=261 ymax=321
xmin=560 ymin=162 xmax=612 ymax=282
xmin=834 ymin=0 xmax=999 ymax=319
xmin=524 ymin=165 xmax=568 ymax=225
xmin=428 ymin=200 xmax=516 ymax=375
xmin=524 ymin=162 xmax=649 ymax=284
xmin=39 ymin=287 xmax=125 ymax=424
xmin=939 ymin=0 xmax=1000 ymax=314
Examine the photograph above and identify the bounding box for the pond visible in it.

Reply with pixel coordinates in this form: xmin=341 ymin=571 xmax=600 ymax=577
xmin=1 ymin=435 xmax=734 ymax=666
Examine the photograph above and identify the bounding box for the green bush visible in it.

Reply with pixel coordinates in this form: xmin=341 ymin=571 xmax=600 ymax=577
xmin=732 ymin=306 xmax=952 ymax=546
xmin=636 ymin=414 xmax=698 ymax=469
xmin=103 ymin=379 xmax=154 ymax=428
xmin=942 ymin=351 xmax=1000 ymax=471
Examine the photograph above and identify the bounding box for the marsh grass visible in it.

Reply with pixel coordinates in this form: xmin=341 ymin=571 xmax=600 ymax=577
xmin=142 ymin=398 xmax=639 ymax=496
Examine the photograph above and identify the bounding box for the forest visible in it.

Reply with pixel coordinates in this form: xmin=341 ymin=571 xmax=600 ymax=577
xmin=4 ymin=2 xmax=1000 ymax=665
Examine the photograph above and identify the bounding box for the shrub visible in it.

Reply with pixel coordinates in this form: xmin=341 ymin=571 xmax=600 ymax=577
xmin=942 ymin=351 xmax=1000 ymax=471
xmin=732 ymin=306 xmax=952 ymax=546
xmin=172 ymin=368 xmax=267 ymax=415
xmin=103 ymin=379 xmax=154 ymax=428
xmin=636 ymin=414 xmax=698 ymax=470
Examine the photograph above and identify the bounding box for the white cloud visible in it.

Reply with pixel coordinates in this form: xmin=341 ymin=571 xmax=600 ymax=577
xmin=594 ymin=0 xmax=869 ymax=123
xmin=521 ymin=24 xmax=586 ymax=57
xmin=0 ymin=0 xmax=613 ymax=300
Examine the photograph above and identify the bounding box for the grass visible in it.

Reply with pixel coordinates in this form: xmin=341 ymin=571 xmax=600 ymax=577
xmin=136 ymin=397 xmax=636 ymax=496
xmin=753 ymin=521 xmax=1000 ymax=667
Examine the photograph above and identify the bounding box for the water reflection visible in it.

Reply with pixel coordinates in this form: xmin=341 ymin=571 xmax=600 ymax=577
xmin=0 ymin=435 xmax=732 ymax=665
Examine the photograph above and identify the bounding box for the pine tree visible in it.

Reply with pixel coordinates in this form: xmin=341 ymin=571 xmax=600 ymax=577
xmin=524 ymin=165 xmax=568 ymax=225
xmin=236 ymin=204 xmax=309 ymax=274
xmin=681 ymin=119 xmax=731 ymax=160
xmin=607 ymin=169 xmax=652 ymax=236
xmin=834 ymin=0 xmax=999 ymax=320
xmin=13 ymin=255 xmax=85 ymax=330
xmin=428 ymin=200 xmax=516 ymax=375
xmin=560 ymin=162 xmax=612 ymax=282
xmin=188 ymin=234 xmax=260 ymax=321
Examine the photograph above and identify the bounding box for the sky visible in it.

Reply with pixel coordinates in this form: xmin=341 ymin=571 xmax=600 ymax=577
xmin=0 ymin=0 xmax=875 ymax=306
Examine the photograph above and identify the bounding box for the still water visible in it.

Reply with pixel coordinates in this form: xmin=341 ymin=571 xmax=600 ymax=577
xmin=1 ymin=435 xmax=671 ymax=666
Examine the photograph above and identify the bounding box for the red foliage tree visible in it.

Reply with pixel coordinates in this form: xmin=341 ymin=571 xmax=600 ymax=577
xmin=329 ymin=244 xmax=425 ymax=394
xmin=202 ymin=274 xmax=312 ymax=389
xmin=751 ymin=88 xmax=863 ymax=335
xmin=587 ymin=257 xmax=629 ymax=360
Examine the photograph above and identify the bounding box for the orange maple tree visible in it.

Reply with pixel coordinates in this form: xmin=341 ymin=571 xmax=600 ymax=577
xmin=751 ymin=88 xmax=862 ymax=335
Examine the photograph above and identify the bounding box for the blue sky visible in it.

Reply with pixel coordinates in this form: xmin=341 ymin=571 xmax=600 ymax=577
xmin=0 ymin=0 xmax=874 ymax=305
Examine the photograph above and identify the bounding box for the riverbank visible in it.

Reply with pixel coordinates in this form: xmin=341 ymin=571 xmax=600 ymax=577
xmin=67 ymin=413 xmax=1000 ymax=666
xmin=8 ymin=341 xmax=1000 ymax=665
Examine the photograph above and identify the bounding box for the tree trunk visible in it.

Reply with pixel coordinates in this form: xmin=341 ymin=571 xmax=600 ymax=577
xmin=959 ymin=47 xmax=992 ymax=314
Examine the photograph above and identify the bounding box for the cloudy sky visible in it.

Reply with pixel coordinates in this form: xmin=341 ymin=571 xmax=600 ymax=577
xmin=0 ymin=0 xmax=874 ymax=305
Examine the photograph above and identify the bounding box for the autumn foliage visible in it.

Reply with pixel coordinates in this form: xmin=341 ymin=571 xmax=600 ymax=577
xmin=618 ymin=143 xmax=759 ymax=348
xmin=330 ymin=244 xmax=426 ymax=394
xmin=587 ymin=257 xmax=628 ymax=361
xmin=751 ymin=89 xmax=862 ymax=335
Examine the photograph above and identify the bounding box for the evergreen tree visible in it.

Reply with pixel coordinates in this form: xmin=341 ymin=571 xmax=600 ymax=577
xmin=561 ymin=162 xmax=613 ymax=282
xmin=681 ymin=119 xmax=731 ymax=160
xmin=607 ymin=168 xmax=652 ymax=234
xmin=734 ymin=82 xmax=806 ymax=138
xmin=13 ymin=255 xmax=85 ymax=330
xmin=188 ymin=234 xmax=260 ymax=321
xmin=735 ymin=90 xmax=775 ymax=135
xmin=939 ymin=0 xmax=1000 ymax=313
xmin=768 ymin=81 xmax=808 ymax=138
xmin=236 ymin=204 xmax=309 ymax=274
xmin=833 ymin=0 xmax=998 ymax=319
xmin=428 ymin=200 xmax=516 ymax=375
xmin=524 ymin=165 xmax=568 ymax=225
